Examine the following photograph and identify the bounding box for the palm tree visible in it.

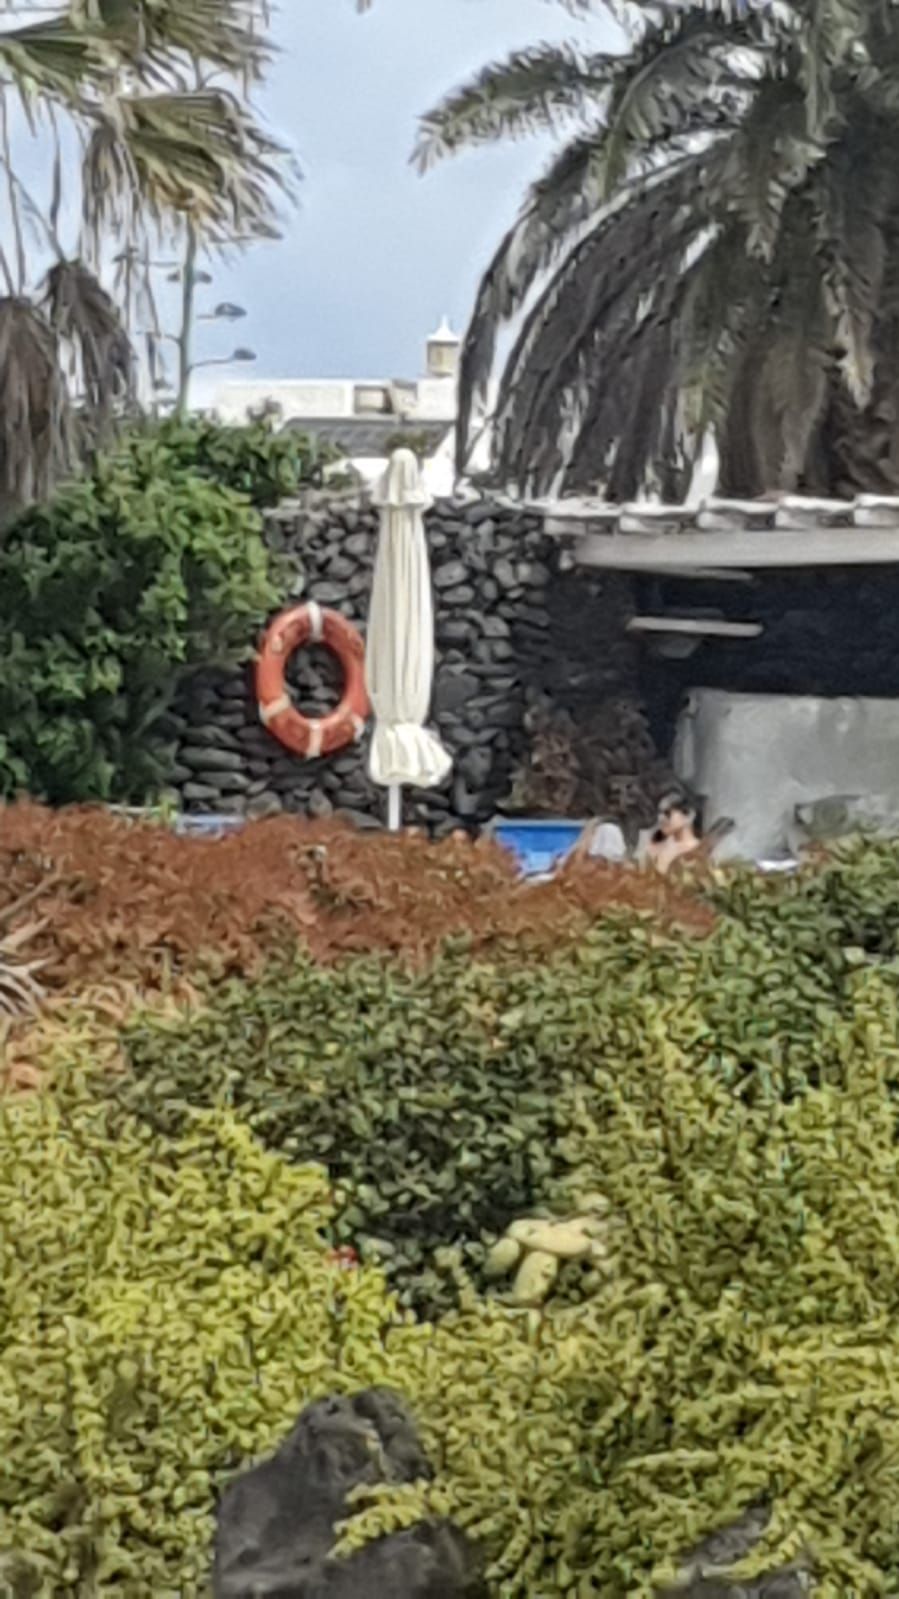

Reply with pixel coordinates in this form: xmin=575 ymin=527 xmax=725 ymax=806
xmin=420 ymin=0 xmax=899 ymax=500
xmin=0 ymin=0 xmax=292 ymax=516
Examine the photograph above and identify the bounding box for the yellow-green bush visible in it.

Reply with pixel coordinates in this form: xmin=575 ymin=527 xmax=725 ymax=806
xmin=10 ymin=846 xmax=899 ymax=1595
xmin=8 ymin=947 xmax=899 ymax=1593
xmin=115 ymin=843 xmax=899 ymax=1312
xmin=0 ymin=1091 xmax=388 ymax=1594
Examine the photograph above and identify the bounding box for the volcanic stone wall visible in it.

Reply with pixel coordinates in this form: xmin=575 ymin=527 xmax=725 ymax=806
xmin=165 ymin=492 xmax=646 ymax=833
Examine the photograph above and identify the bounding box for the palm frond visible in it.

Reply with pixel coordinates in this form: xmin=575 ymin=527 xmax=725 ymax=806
xmin=0 ymin=893 xmax=47 ymax=1017
xmin=414 ymin=44 xmax=619 ymax=169
xmin=679 ymin=224 xmax=767 ymax=444
xmin=82 ymin=88 xmax=293 ymax=247
xmin=595 ymin=2 xmax=768 ymax=188
xmin=718 ymin=74 xmax=824 ymax=260
xmin=554 ymin=270 xmax=682 ymax=497
xmin=795 ymin=0 xmax=867 ymax=137
xmin=487 ymin=153 xmax=714 ymax=490
xmin=0 ymin=297 xmax=72 ymax=518
xmin=455 ymin=130 xmax=613 ymax=463
xmin=81 ymin=0 xmax=273 ymax=84
xmin=730 ymin=222 xmax=831 ymax=492
xmin=814 ymin=111 xmax=890 ymax=405
xmin=42 ymin=259 xmax=133 ymax=419
xmin=0 ymin=12 xmax=111 ymax=109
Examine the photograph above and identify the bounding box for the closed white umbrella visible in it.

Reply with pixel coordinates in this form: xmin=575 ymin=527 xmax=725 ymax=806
xmin=366 ymin=448 xmax=452 ymax=829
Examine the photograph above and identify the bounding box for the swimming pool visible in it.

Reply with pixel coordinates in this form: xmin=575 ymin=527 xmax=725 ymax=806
xmin=488 ymin=819 xmax=586 ymax=878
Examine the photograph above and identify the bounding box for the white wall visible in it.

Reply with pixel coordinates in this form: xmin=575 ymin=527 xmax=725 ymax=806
xmin=674 ymin=689 xmax=899 ymax=859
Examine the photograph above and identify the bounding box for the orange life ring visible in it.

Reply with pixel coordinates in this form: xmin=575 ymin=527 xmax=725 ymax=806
xmin=255 ymin=603 xmax=370 ymax=758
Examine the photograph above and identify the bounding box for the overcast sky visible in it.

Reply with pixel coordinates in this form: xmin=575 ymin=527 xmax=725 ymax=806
xmin=191 ymin=0 xmax=620 ymax=387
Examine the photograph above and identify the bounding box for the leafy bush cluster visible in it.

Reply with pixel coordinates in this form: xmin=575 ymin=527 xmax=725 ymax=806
xmin=0 ymin=417 xmax=329 ymax=806
xmin=0 ymin=802 xmax=711 ymax=1000
xmin=8 ymin=850 xmax=899 ymax=1586
xmin=117 ymin=841 xmax=898 ymax=1311
xmin=0 ymin=1089 xmax=391 ymax=1595
xmin=138 ymin=413 xmax=343 ymax=507
xmin=9 ymin=845 xmax=899 ymax=1595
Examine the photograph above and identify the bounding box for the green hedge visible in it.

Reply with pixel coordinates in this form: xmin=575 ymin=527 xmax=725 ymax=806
xmin=0 ymin=416 xmax=330 ymax=805
xmin=9 ymin=848 xmax=899 ymax=1594
xmin=130 ymin=413 xmax=343 ymax=507
xmin=6 ymin=970 xmax=899 ymax=1592
xmin=117 ymin=844 xmax=899 ymax=1312
xmin=0 ymin=1090 xmax=396 ymax=1595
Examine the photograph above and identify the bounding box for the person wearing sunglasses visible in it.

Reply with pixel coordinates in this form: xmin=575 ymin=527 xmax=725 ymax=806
xmin=645 ymin=789 xmax=701 ymax=875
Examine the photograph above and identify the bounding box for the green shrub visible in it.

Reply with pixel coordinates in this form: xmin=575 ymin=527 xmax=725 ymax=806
xmin=118 ymin=948 xmax=569 ymax=1314
xmin=710 ymin=837 xmax=899 ymax=965
xmin=383 ymin=967 xmax=899 ymax=1599
xmin=10 ymin=911 xmax=899 ymax=1592
xmin=131 ymin=413 xmax=343 ymax=507
xmin=0 ymin=1087 xmax=400 ymax=1595
xmin=0 ymin=422 xmax=285 ymax=804
xmin=117 ymin=847 xmax=899 ymax=1312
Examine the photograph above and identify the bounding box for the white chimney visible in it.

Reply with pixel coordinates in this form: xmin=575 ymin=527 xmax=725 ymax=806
xmin=426 ymin=316 xmax=461 ymax=380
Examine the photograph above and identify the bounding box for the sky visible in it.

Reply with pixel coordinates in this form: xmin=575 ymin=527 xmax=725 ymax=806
xmin=189 ymin=0 xmax=621 ymax=389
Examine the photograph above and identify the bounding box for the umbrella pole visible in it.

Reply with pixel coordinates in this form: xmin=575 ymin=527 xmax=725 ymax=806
xmin=387 ymin=784 xmax=402 ymax=832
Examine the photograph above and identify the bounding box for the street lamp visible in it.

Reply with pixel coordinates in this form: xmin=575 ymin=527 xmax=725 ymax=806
xmin=168 ymin=268 xmax=213 ymax=285
xmin=192 ymin=349 xmax=257 ymax=371
xmin=198 ymin=303 xmax=247 ymax=322
xmin=142 ymin=297 xmax=253 ymax=412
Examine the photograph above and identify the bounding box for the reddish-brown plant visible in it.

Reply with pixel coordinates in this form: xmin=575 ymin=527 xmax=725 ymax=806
xmin=0 ymin=803 xmax=713 ymax=996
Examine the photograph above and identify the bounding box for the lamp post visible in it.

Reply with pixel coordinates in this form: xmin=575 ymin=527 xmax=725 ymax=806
xmin=176 ymin=223 xmax=199 ymax=418
xmin=142 ymin=310 xmax=253 ymax=415
xmin=145 ymin=339 xmax=256 ymax=414
xmin=192 ymin=349 xmax=257 ymax=373
xmin=119 ymin=229 xmax=261 ymax=413
xmin=198 ymin=304 xmax=247 ymax=323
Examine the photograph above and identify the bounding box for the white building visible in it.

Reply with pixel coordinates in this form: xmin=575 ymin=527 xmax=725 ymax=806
xmin=208 ymin=320 xmax=495 ymax=497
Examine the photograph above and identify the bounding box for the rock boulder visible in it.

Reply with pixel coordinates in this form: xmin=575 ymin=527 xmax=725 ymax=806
xmin=213 ymin=1389 xmax=485 ymax=1599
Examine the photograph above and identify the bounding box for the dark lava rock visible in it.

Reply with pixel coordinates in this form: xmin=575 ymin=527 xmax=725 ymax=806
xmin=481 ymin=615 xmax=510 ymax=640
xmin=437 ymin=619 xmax=477 ymax=646
xmin=307 ymin=582 xmax=346 ymax=605
xmin=208 ymin=769 xmax=248 ymax=792
xmin=185 ymin=725 xmax=241 ymax=750
xmin=434 ymin=560 xmax=468 ymax=591
xmin=181 ymin=747 xmax=246 ymax=774
xmin=442 ymin=584 xmax=477 ymax=607
xmin=459 ymin=746 xmax=493 ymax=788
xmin=213 ymin=1390 xmax=484 ymax=1599
xmin=660 ymin=1507 xmax=808 ymax=1598
xmin=434 ymin=669 xmax=479 ymax=714
xmin=461 ymin=503 xmax=496 ymax=527
xmin=343 ymin=532 xmax=371 ymax=560
xmin=182 ymin=781 xmax=222 ymax=804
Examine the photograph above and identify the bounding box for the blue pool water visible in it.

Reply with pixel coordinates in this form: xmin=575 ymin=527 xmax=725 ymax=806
xmin=490 ymin=819 xmax=584 ymax=878
xmin=172 ymin=814 xmax=246 ymax=838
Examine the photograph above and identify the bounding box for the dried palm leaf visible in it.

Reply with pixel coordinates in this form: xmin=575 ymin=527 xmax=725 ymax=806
xmin=42 ymin=258 xmax=134 ymax=420
xmin=0 ymin=297 xmax=72 ymax=519
xmin=0 ymin=877 xmax=61 ymax=930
